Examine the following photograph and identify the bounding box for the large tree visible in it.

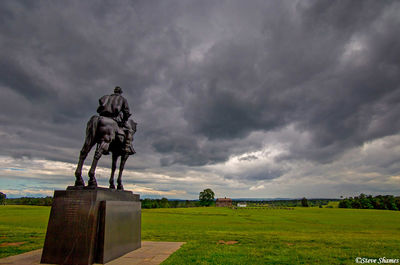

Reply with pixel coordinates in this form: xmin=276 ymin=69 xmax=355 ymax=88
xmin=199 ymin=188 xmax=215 ymax=206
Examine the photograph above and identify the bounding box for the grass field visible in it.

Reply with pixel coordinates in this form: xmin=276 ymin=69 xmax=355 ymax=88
xmin=0 ymin=206 xmax=49 ymax=258
xmin=1 ymin=205 xmax=399 ymax=264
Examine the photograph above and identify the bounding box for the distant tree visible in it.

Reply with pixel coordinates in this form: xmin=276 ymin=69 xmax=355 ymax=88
xmin=185 ymin=200 xmax=190 ymax=208
xmin=395 ymin=197 xmax=400 ymax=210
xmin=44 ymin=196 xmax=53 ymax=206
xmin=374 ymin=195 xmax=385 ymax=209
xmin=199 ymin=188 xmax=215 ymax=206
xmin=351 ymin=199 xmax=361 ymax=209
xmin=339 ymin=198 xmax=351 ymax=208
xmin=142 ymin=198 xmax=156 ymax=209
xmin=383 ymin=195 xmax=398 ymax=210
xmin=301 ymin=197 xmax=309 ymax=207
xmin=0 ymin=192 xmax=6 ymax=205
xmin=160 ymin=197 xmax=170 ymax=208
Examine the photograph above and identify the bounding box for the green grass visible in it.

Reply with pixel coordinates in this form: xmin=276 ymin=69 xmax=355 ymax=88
xmin=1 ymin=205 xmax=400 ymax=264
xmin=0 ymin=205 xmax=50 ymax=258
xmin=142 ymin=207 xmax=400 ymax=264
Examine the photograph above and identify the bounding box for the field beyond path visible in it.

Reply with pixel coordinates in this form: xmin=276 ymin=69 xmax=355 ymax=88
xmin=1 ymin=205 xmax=400 ymax=264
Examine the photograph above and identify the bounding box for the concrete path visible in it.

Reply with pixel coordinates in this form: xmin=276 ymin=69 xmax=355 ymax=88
xmin=0 ymin=241 xmax=185 ymax=265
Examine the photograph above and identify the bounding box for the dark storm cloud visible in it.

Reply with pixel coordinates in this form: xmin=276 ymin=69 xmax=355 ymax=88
xmin=0 ymin=0 xmax=186 ymax=164
xmin=1 ymin=0 xmax=400 ymax=180
xmin=179 ymin=0 xmax=400 ymax=164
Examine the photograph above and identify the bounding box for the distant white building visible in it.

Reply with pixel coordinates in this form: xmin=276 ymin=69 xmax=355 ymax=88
xmin=237 ymin=202 xmax=247 ymax=207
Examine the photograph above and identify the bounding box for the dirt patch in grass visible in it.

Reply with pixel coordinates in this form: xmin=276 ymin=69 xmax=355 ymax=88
xmin=0 ymin=242 xmax=26 ymax=247
xmin=217 ymin=240 xmax=238 ymax=245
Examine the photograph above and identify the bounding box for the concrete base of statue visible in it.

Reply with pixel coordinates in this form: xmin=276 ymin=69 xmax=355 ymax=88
xmin=40 ymin=187 xmax=141 ymax=265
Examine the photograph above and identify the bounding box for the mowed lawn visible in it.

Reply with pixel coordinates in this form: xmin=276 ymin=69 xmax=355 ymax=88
xmin=0 ymin=206 xmax=49 ymax=258
xmin=1 ymin=206 xmax=400 ymax=264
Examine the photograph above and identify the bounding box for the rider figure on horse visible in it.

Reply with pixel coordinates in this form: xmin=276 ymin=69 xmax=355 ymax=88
xmin=96 ymin=86 xmax=135 ymax=155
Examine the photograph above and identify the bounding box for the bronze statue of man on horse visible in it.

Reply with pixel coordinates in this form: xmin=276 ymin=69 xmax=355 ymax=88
xmin=74 ymin=86 xmax=137 ymax=190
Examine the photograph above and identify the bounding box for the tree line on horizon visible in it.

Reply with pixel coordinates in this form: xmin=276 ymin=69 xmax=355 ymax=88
xmin=338 ymin=194 xmax=400 ymax=211
xmin=2 ymin=191 xmax=399 ymax=211
xmin=1 ymin=196 xmax=332 ymax=208
xmin=141 ymin=198 xmax=205 ymax=208
xmin=4 ymin=196 xmax=53 ymax=206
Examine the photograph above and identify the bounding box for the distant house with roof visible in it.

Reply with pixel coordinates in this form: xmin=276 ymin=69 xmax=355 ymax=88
xmin=237 ymin=202 xmax=247 ymax=207
xmin=216 ymin=197 xmax=232 ymax=207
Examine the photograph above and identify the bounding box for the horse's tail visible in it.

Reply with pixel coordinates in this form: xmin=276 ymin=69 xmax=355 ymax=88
xmin=85 ymin=115 xmax=99 ymax=146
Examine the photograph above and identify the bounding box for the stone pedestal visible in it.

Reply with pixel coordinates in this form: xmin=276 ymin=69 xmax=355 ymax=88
xmin=40 ymin=187 xmax=141 ymax=265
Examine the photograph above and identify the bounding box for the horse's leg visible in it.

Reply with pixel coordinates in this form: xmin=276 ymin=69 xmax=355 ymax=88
xmin=87 ymin=145 xmax=100 ymax=188
xmin=76 ymin=115 xmax=99 ymax=187
xmin=117 ymin=154 xmax=129 ymax=190
xmin=88 ymin=141 xmax=108 ymax=187
xmin=74 ymin=141 xmax=94 ymax=187
xmin=109 ymin=152 xmax=118 ymax=189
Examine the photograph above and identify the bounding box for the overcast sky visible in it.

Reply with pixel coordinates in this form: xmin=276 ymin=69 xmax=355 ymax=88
xmin=1 ymin=0 xmax=400 ymax=199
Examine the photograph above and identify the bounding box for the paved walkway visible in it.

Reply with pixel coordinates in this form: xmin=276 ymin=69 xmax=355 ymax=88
xmin=0 ymin=241 xmax=185 ymax=265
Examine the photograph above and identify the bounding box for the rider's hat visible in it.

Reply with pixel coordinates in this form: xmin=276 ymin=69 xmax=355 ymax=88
xmin=114 ymin=86 xmax=123 ymax=94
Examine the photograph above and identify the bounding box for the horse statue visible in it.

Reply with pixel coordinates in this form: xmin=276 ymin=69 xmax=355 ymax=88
xmin=74 ymin=115 xmax=137 ymax=190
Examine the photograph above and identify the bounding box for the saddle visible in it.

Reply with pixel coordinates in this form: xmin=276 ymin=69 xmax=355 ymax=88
xmin=99 ymin=116 xmax=125 ymax=135
xmin=98 ymin=115 xmax=136 ymax=155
